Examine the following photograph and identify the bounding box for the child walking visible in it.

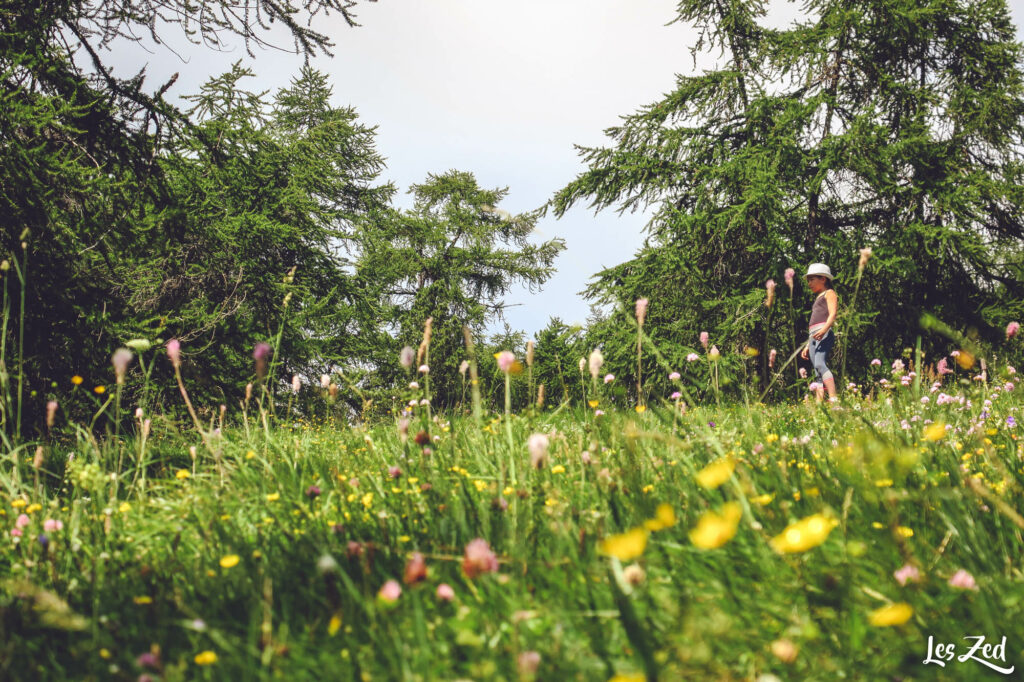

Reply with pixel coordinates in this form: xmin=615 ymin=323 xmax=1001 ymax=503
xmin=800 ymin=263 xmax=838 ymax=402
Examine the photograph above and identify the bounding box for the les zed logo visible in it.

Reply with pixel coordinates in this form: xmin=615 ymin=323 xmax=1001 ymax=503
xmin=923 ymin=635 xmax=1015 ymax=675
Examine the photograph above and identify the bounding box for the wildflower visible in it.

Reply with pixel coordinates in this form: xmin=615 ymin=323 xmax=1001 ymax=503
xmin=15 ymin=514 xmax=30 ymax=529
xmin=699 ymin=331 xmax=709 ymax=348
xmin=920 ymin=396 xmax=929 ymax=404
xmin=166 ymin=339 xmax=181 ymax=368
xmin=253 ymin=342 xmax=271 ymax=377
xmin=955 ymin=349 xmax=975 ymax=369
xmin=686 ymin=353 xmax=699 ymax=363
xmin=111 ymin=348 xmax=133 ymax=384
xmin=94 ymin=385 xmax=106 ymax=395
xmin=668 ymin=371 xmax=681 ymax=380
xmin=219 ymin=554 xmax=240 ymax=569
xmin=44 ymin=401 xmax=58 ymax=429
xmin=459 ymin=359 xmax=469 ymax=377
xmin=175 ymin=469 xmax=190 ymax=479
xmin=463 ymin=538 xmax=499 ymax=577
xmin=43 ymin=519 xmax=63 ymax=533
xmin=1007 ymin=321 xmax=1020 ymax=340
xmin=526 ymin=339 xmax=535 ymax=367
xmin=858 ymin=247 xmax=872 ymax=271
xmin=403 ymin=552 xmax=428 ymax=585
xmin=598 ymin=527 xmax=648 ymax=560
xmin=290 ymin=375 xmax=301 ymax=394
xmin=194 ymin=651 xmax=218 ymax=665
xmin=923 ymin=421 xmax=947 ymax=442
xmin=808 ymin=382 xmax=823 ymax=392
xmin=1007 ymin=416 xmax=1017 ymax=428
xmin=644 ymin=503 xmax=676 ymax=531
xmin=603 ymin=373 xmax=615 ymax=384
xmin=708 ymin=345 xmax=720 ymax=360
xmin=133 ymin=595 xmax=152 ymax=604
xmin=118 ymin=502 xmax=131 ymax=513
xmin=894 ymin=563 xmax=921 ymax=586
xmin=695 ymin=458 xmax=735 ymax=489
xmin=868 ymin=602 xmax=913 ymax=627
xmin=495 ymin=351 xmax=516 ymax=373
xmin=388 ymin=466 xmax=402 ymax=479
xmin=635 ymin=298 xmax=649 ymax=326
xmin=518 ymin=651 xmax=541 ymax=676
xmin=317 ymin=554 xmax=339 ymax=574
xmin=622 ymin=563 xmax=646 ymax=586
xmin=71 ymin=375 xmax=84 ymax=385
xmin=769 ymin=348 xmax=777 ymax=368
xmin=305 ymin=485 xmax=321 ymax=499
xmin=769 ymin=513 xmax=838 ymax=553
xmin=399 ymin=346 xmax=415 ymax=369
xmin=9 ymin=528 xmax=21 ymax=538
xmin=799 ymin=367 xmax=807 ymax=379
xmin=266 ymin=492 xmax=280 ymax=502
xmin=635 ymin=404 xmax=646 ymax=413
xmin=418 ymin=364 xmax=429 ymax=374
xmin=765 ymin=279 xmax=776 ymax=307
xmin=670 ymin=391 xmax=682 ymax=400
xmin=137 ymin=651 xmax=160 ymax=670
xmin=948 ymin=569 xmax=978 ymax=590
xmin=689 ymin=502 xmax=742 ymax=549
xmin=771 ymin=638 xmax=798 ymax=663
xmin=378 ymin=579 xmax=402 ymax=603
xmin=436 ymin=583 xmax=455 ymax=601
xmin=578 ymin=357 xmax=586 ymax=373
xmin=588 ymin=348 xmax=603 ymax=379
xmin=528 ymin=433 xmax=549 ymax=469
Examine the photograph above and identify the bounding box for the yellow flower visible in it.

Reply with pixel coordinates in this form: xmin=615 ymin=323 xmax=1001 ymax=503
xmin=896 ymin=526 xmax=913 ymax=538
xmin=608 ymin=675 xmax=645 ymax=682
xmin=955 ymin=349 xmax=974 ymax=369
xmin=11 ymin=499 xmax=27 ymax=509
xmin=751 ymin=493 xmax=774 ymax=506
xmin=194 ymin=650 xmax=218 ymax=665
xmin=175 ymin=469 xmax=190 ymax=480
xmin=874 ymin=478 xmax=894 ymax=488
xmin=71 ymin=375 xmax=84 ymax=386
xmin=25 ymin=503 xmax=42 ymax=514
xmin=769 ymin=513 xmax=838 ymax=553
xmin=588 ymin=400 xmax=599 ymax=408
xmin=551 ymin=465 xmax=566 ymax=474
xmin=689 ymin=502 xmax=742 ymax=549
xmin=93 ymin=385 xmax=106 ymax=395
xmin=765 ymin=433 xmax=779 ymax=443
xmin=598 ymin=527 xmax=649 ymax=560
xmin=923 ymin=422 xmax=947 ymax=442
xmin=266 ymin=492 xmax=280 ymax=502
xmin=118 ymin=502 xmax=131 ymax=513
xmin=328 ymin=614 xmax=342 ymax=636
xmin=245 ymin=450 xmax=256 ymax=460
xmin=133 ymin=596 xmax=152 ymax=605
xmin=868 ymin=602 xmax=914 ymax=627
xmin=634 ymin=405 xmax=646 ymax=413
xmin=99 ymin=648 xmax=111 ymax=659
xmin=219 ymin=554 xmax=240 ymax=568
xmin=644 ymin=503 xmax=677 ymax=531
xmin=361 ymin=492 xmax=374 ymax=508
xmin=695 ymin=457 xmax=735 ymax=489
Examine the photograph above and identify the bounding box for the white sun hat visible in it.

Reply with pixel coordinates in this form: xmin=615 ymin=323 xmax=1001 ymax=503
xmin=805 ymin=263 xmax=833 ymax=280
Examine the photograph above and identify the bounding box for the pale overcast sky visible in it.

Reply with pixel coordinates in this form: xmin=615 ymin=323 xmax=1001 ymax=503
xmin=103 ymin=0 xmax=1024 ymax=337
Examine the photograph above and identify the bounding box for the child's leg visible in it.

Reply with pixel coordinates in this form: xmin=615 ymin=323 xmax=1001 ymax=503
xmin=813 ymin=334 xmax=837 ymax=400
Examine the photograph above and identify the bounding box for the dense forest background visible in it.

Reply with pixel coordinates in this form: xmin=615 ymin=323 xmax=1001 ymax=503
xmin=3 ymin=0 xmax=1024 ymax=437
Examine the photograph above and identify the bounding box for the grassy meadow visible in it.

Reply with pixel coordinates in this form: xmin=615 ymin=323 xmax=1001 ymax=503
xmin=3 ymin=352 xmax=1024 ymax=681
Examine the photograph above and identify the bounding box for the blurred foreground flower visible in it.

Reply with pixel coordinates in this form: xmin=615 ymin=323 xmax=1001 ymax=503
xmin=378 ymin=580 xmax=402 ymax=603
xmin=463 ymin=539 xmax=499 ymax=578
xmin=769 ymin=513 xmax=838 ymax=553
xmin=695 ymin=457 xmax=735 ymax=489
xmin=689 ymin=502 xmax=742 ymax=549
xmin=868 ymin=602 xmax=913 ymax=627
xmin=948 ymin=569 xmax=978 ymax=590
xmin=598 ymin=527 xmax=648 ymax=560
xmin=644 ymin=503 xmax=676 ymax=531
xmin=194 ymin=651 xmax=218 ymax=665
